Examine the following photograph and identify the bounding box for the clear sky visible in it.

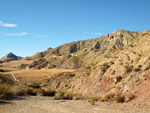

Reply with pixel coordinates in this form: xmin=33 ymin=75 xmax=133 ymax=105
xmin=0 ymin=0 xmax=150 ymax=58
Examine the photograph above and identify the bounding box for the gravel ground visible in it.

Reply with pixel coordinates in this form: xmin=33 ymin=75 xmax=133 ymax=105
xmin=0 ymin=96 xmax=149 ymax=113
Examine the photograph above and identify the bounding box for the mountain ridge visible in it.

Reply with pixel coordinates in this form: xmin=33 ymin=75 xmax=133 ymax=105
xmin=24 ymin=29 xmax=143 ymax=69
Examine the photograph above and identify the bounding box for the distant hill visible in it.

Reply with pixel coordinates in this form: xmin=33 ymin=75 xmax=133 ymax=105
xmin=0 ymin=52 xmax=22 ymax=62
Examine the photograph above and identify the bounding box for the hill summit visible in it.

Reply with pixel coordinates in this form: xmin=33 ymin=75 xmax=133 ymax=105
xmin=0 ymin=52 xmax=22 ymax=62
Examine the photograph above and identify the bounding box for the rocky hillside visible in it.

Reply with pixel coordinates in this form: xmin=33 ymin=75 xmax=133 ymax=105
xmin=0 ymin=52 xmax=22 ymax=62
xmin=24 ymin=29 xmax=143 ymax=69
xmin=47 ymin=31 xmax=150 ymax=99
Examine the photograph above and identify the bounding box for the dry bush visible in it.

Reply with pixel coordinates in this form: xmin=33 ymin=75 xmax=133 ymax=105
xmin=100 ymin=93 xmax=115 ymax=102
xmin=64 ymin=92 xmax=74 ymax=100
xmin=27 ymin=88 xmax=37 ymax=96
xmin=89 ymin=96 xmax=99 ymax=105
xmin=127 ymin=93 xmax=135 ymax=101
xmin=54 ymin=90 xmax=65 ymax=100
xmin=134 ymin=67 xmax=141 ymax=72
xmin=54 ymin=90 xmax=83 ymax=100
xmin=0 ymin=83 xmax=12 ymax=99
xmin=10 ymin=85 xmax=26 ymax=96
xmin=101 ymin=63 xmax=110 ymax=73
xmin=42 ymin=87 xmax=56 ymax=96
xmin=0 ymin=74 xmax=14 ymax=84
xmin=115 ymin=93 xmax=125 ymax=103
xmin=28 ymin=83 xmax=40 ymax=89
xmin=72 ymin=93 xmax=84 ymax=100
xmin=116 ymin=76 xmax=122 ymax=83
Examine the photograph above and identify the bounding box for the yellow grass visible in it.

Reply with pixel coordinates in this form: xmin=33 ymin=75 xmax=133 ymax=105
xmin=0 ymin=69 xmax=75 ymax=83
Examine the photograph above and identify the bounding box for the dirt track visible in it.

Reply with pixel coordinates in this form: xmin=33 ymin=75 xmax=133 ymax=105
xmin=0 ymin=96 xmax=149 ymax=113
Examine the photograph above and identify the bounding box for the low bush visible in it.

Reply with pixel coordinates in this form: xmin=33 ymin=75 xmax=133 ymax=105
xmin=100 ymin=93 xmax=115 ymax=102
xmin=54 ymin=90 xmax=65 ymax=100
xmin=72 ymin=93 xmax=84 ymax=100
xmin=28 ymin=83 xmax=40 ymax=89
xmin=42 ymin=87 xmax=56 ymax=96
xmin=134 ymin=67 xmax=141 ymax=72
xmin=89 ymin=96 xmax=99 ymax=105
xmin=27 ymin=88 xmax=37 ymax=96
xmin=101 ymin=63 xmax=110 ymax=73
xmin=54 ymin=90 xmax=83 ymax=100
xmin=64 ymin=92 xmax=74 ymax=100
xmin=11 ymin=86 xmax=26 ymax=96
xmin=115 ymin=93 xmax=125 ymax=103
xmin=115 ymin=76 xmax=122 ymax=83
xmin=0 ymin=83 xmax=12 ymax=99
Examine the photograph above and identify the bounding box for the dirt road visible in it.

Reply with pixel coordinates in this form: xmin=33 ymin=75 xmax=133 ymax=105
xmin=0 ymin=96 xmax=149 ymax=113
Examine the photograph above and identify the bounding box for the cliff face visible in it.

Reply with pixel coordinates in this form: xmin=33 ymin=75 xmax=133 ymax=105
xmin=26 ymin=29 xmax=142 ymax=69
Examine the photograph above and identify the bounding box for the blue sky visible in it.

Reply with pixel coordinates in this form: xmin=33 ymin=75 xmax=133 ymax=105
xmin=0 ymin=0 xmax=150 ymax=58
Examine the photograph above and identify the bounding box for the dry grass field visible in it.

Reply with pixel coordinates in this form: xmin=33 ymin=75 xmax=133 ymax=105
xmin=0 ymin=69 xmax=74 ymax=83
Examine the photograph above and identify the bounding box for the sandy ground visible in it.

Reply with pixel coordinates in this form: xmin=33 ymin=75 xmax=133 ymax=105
xmin=0 ymin=96 xmax=150 ymax=113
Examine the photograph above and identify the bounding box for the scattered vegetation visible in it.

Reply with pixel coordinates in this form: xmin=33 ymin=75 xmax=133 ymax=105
xmin=54 ymin=90 xmax=83 ymax=100
xmin=101 ymin=63 xmax=110 ymax=73
xmin=28 ymin=83 xmax=40 ymax=89
xmin=100 ymin=93 xmax=115 ymax=102
xmin=134 ymin=67 xmax=141 ymax=72
xmin=115 ymin=76 xmax=122 ymax=83
xmin=125 ymin=65 xmax=133 ymax=73
xmin=144 ymin=63 xmax=150 ymax=71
